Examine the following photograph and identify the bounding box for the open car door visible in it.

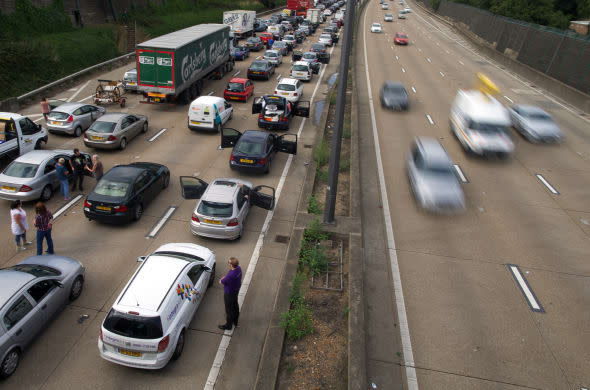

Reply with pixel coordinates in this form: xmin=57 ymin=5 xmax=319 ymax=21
xmin=318 ymin=53 xmax=330 ymax=64
xmin=277 ymin=134 xmax=297 ymax=155
xmin=311 ymin=62 xmax=320 ymax=74
xmin=250 ymin=185 xmax=275 ymax=210
xmin=221 ymin=128 xmax=242 ymax=148
xmin=294 ymin=101 xmax=310 ymax=118
xmin=252 ymin=97 xmax=263 ymax=114
xmin=179 ymin=176 xmax=208 ymax=199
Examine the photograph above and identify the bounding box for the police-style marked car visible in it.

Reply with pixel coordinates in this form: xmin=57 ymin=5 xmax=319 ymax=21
xmin=98 ymin=243 xmax=215 ymax=369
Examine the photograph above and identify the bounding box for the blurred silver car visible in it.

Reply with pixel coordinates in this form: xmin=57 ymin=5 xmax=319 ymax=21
xmin=508 ymin=105 xmax=563 ymax=143
xmin=46 ymin=102 xmax=105 ymax=137
xmin=121 ymin=68 xmax=138 ymax=92
xmin=0 ymin=255 xmax=85 ymax=378
xmin=407 ymin=137 xmax=465 ymax=213
xmin=83 ymin=113 xmax=148 ymax=150
xmin=264 ymin=49 xmax=283 ymax=66
xmin=0 ymin=149 xmax=92 ymax=201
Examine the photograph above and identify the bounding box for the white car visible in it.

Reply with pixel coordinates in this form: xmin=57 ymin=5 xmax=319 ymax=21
xmin=381 ymin=3 xmax=389 ymax=9
xmin=98 ymin=243 xmax=216 ymax=369
xmin=188 ymin=96 xmax=233 ymax=133
xmin=371 ymin=23 xmax=382 ymax=33
xmin=263 ymin=49 xmax=283 ymax=66
xmin=319 ymin=33 xmax=333 ymax=46
xmin=384 ymin=13 xmax=394 ymax=22
xmin=275 ymin=78 xmax=304 ymax=103
xmin=398 ymin=12 xmax=407 ymax=19
xmin=404 ymin=7 xmax=412 ymax=12
xmin=291 ymin=61 xmax=314 ymax=81
xmin=323 ymin=9 xmax=332 ymax=16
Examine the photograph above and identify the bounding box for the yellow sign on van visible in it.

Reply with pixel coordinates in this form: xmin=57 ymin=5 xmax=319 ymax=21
xmin=475 ymin=73 xmax=500 ymax=97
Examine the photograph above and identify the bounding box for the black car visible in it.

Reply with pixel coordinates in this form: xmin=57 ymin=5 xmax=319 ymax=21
xmin=246 ymin=36 xmax=264 ymax=51
xmin=324 ymin=26 xmax=340 ymax=43
xmin=380 ymin=81 xmax=409 ymax=111
xmin=294 ymin=30 xmax=305 ymax=43
xmin=247 ymin=60 xmax=275 ymax=80
xmin=252 ymin=95 xmax=310 ymax=130
xmin=310 ymin=43 xmax=331 ymax=64
xmin=221 ymin=129 xmax=298 ymax=173
xmin=83 ymin=162 xmax=170 ymax=223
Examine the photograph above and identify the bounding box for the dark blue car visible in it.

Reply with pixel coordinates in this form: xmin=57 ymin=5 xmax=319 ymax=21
xmin=233 ymin=45 xmax=250 ymax=61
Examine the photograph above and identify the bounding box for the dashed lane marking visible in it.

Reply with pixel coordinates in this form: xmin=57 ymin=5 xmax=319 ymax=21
xmin=426 ymin=114 xmax=434 ymax=125
xmin=148 ymin=128 xmax=167 ymax=142
xmin=54 ymin=194 xmax=84 ymax=219
xmin=536 ymin=174 xmax=559 ymax=195
xmin=507 ymin=264 xmax=544 ymax=313
xmin=146 ymin=206 xmax=177 ymax=238
xmin=453 ymin=164 xmax=468 ymax=183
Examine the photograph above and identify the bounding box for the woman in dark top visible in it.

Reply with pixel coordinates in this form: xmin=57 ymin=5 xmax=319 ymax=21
xmin=34 ymin=202 xmax=54 ymax=255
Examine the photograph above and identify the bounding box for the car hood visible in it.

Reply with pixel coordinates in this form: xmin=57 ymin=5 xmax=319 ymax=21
xmin=525 ymin=121 xmax=562 ymax=136
xmin=417 ymin=173 xmax=464 ymax=203
xmin=382 ymin=94 xmax=408 ymax=107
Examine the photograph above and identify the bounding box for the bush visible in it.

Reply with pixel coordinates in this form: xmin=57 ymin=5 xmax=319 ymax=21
xmin=313 ymin=139 xmax=330 ymax=167
xmin=308 ymin=194 xmax=322 ymax=215
xmin=316 ymin=168 xmax=329 ymax=182
xmin=0 ymin=0 xmax=73 ymax=40
xmin=280 ymin=302 xmax=314 ymax=341
xmin=290 ymin=271 xmax=307 ymax=305
xmin=339 ymin=159 xmax=350 ymax=172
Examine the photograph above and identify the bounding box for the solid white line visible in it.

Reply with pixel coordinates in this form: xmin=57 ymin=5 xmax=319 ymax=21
xmin=233 ymin=70 xmax=241 ymax=77
xmin=147 ymin=206 xmax=176 ymax=238
xmin=453 ymin=164 xmax=467 ymax=183
xmin=79 ymin=94 xmax=95 ymax=102
xmin=148 ymin=128 xmax=167 ymax=142
xmin=363 ymin=8 xmax=418 ymax=390
xmin=504 ymin=95 xmax=514 ymax=103
xmin=509 ymin=265 xmax=541 ymax=311
xmin=207 ymin=91 xmax=214 ymax=96
xmin=203 ymin=40 xmax=336 ymax=390
xmin=402 ymin=68 xmax=406 ymax=73
xmin=426 ymin=114 xmax=434 ymax=125
xmin=53 ymin=194 xmax=84 ymax=219
xmin=536 ymin=174 xmax=559 ymax=194
xmin=411 ymin=86 xmax=416 ymax=93
xmin=427 ymin=58 xmax=431 ymax=63
xmin=67 ymin=80 xmax=91 ymax=102
xmin=276 ymin=73 xmax=282 ymax=80
xmin=28 ymin=114 xmax=44 ymax=118
xmin=440 ymin=71 xmax=445 ymax=77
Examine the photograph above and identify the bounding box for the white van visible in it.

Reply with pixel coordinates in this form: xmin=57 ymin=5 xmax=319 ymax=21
xmin=450 ymin=89 xmax=514 ymax=156
xmin=0 ymin=113 xmax=48 ymax=160
xmin=98 ymin=243 xmax=216 ymax=369
xmin=188 ymin=96 xmax=233 ymax=132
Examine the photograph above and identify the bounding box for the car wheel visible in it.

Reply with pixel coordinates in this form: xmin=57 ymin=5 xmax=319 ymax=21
xmin=74 ymin=126 xmax=82 ymax=137
xmin=119 ymin=137 xmax=127 ymax=150
xmin=162 ymin=173 xmax=170 ymax=188
xmin=264 ymin=158 xmax=271 ymax=174
xmin=134 ymin=204 xmax=143 ymax=221
xmin=0 ymin=348 xmax=20 ymax=379
xmin=69 ymin=275 xmax=84 ymax=301
xmin=40 ymin=185 xmax=53 ymax=201
xmin=208 ymin=264 xmax=216 ymax=288
xmin=171 ymin=330 xmax=185 ymax=361
xmin=34 ymin=139 xmax=43 ymax=150
xmin=142 ymin=122 xmax=148 ymax=133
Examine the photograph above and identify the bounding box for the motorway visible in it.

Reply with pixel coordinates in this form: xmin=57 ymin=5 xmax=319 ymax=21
xmin=0 ymin=20 xmax=341 ymax=390
xmin=359 ymin=0 xmax=590 ymax=389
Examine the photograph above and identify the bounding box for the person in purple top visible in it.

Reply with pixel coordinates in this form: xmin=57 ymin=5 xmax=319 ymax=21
xmin=218 ymin=257 xmax=242 ymax=331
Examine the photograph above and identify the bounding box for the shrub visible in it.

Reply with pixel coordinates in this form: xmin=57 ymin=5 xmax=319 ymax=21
xmin=280 ymin=303 xmax=314 ymax=341
xmin=339 ymin=158 xmax=350 ymax=172
xmin=308 ymin=194 xmax=322 ymax=215
xmin=313 ymin=139 xmax=330 ymax=167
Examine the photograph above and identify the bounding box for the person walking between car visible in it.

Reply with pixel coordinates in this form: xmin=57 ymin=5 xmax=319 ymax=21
xmin=70 ymin=148 xmax=85 ymax=191
xmin=218 ymin=257 xmax=242 ymax=331
xmin=85 ymin=154 xmax=104 ymax=181
xmin=10 ymin=200 xmax=32 ymax=252
xmin=34 ymin=202 xmax=54 ymax=255
xmin=56 ymin=158 xmax=70 ymax=201
xmin=41 ymin=97 xmax=50 ymax=121
xmin=268 ymin=37 xmax=274 ymax=49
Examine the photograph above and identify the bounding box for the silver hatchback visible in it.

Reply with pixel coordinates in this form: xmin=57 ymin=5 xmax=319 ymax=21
xmin=47 ymin=102 xmax=105 ymax=137
xmin=83 ymin=112 xmax=148 ymax=150
xmin=0 ymin=255 xmax=85 ymax=378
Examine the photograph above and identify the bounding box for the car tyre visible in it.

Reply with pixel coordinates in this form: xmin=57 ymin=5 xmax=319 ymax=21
xmin=69 ymin=275 xmax=84 ymax=301
xmin=34 ymin=139 xmax=43 ymax=150
xmin=74 ymin=126 xmax=82 ymax=137
xmin=41 ymin=185 xmax=53 ymax=201
xmin=142 ymin=123 xmax=148 ymax=133
xmin=162 ymin=173 xmax=170 ymax=188
xmin=119 ymin=137 xmax=127 ymax=150
xmin=0 ymin=348 xmax=20 ymax=379
xmin=171 ymin=330 xmax=185 ymax=361
xmin=208 ymin=264 xmax=216 ymax=288
xmin=133 ymin=203 xmax=143 ymax=221
xmin=264 ymin=158 xmax=271 ymax=174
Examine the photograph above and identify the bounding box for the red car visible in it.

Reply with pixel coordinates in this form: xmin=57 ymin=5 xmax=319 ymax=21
xmin=394 ymin=32 xmax=409 ymax=45
xmin=259 ymin=32 xmax=274 ymax=45
xmin=224 ymin=78 xmax=254 ymax=102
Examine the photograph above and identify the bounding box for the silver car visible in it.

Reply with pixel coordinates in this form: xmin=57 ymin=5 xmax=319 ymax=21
xmin=407 ymin=137 xmax=465 ymax=213
xmin=46 ymin=102 xmax=105 ymax=137
xmin=508 ymin=105 xmax=563 ymax=143
xmin=319 ymin=33 xmax=333 ymax=46
xmin=0 ymin=255 xmax=85 ymax=378
xmin=83 ymin=113 xmax=148 ymax=150
xmin=180 ymin=177 xmax=275 ymax=240
xmin=121 ymin=68 xmax=138 ymax=92
xmin=264 ymin=49 xmax=283 ymax=66
xmin=0 ymin=149 xmax=92 ymax=202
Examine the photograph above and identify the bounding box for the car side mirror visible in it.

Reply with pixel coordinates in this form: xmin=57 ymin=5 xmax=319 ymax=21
xmin=137 ymin=256 xmax=146 ymax=263
xmin=38 ymin=124 xmax=42 ymax=130
xmin=55 ymin=280 xmax=64 ymax=288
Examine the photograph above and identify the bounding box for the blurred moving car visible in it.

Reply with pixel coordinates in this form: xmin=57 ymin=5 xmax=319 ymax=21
xmin=224 ymin=78 xmax=254 ymax=102
xmin=247 ymin=60 xmax=276 ymax=80
xmin=371 ymin=23 xmax=382 ymax=32
xmin=394 ymin=32 xmax=409 ymax=45
xmin=84 ymin=113 xmax=148 ymax=150
xmin=398 ymin=12 xmax=407 ymax=19
xmin=381 ymin=2 xmax=389 ymax=9
xmin=122 ymin=68 xmax=138 ymax=92
xmin=508 ymin=105 xmax=563 ymax=143
xmin=0 ymin=255 xmax=85 ymax=378
xmin=408 ymin=137 xmax=465 ymax=213
xmin=84 ymin=162 xmax=170 ymax=223
xmin=380 ymin=81 xmax=409 ymax=111
xmin=46 ymin=102 xmax=105 ymax=137
xmin=274 ymin=78 xmax=304 ymax=103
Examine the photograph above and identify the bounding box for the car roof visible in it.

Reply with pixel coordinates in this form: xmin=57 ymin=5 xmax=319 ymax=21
xmin=50 ymin=102 xmax=85 ymax=113
xmin=0 ymin=269 xmax=35 ymax=306
xmin=456 ymin=90 xmax=510 ymax=124
xmin=278 ymin=77 xmax=299 ymax=85
xmin=266 ymin=49 xmax=280 ymax=54
xmin=0 ymin=112 xmax=24 ymax=121
xmin=514 ymin=105 xmax=549 ymax=115
xmin=192 ymin=96 xmax=224 ymax=105
xmin=415 ymin=137 xmax=452 ymax=167
xmin=293 ymin=61 xmax=310 ymax=66
xmin=242 ymin=130 xmax=270 ymax=142
xmin=14 ymin=149 xmax=74 ymax=164
xmin=96 ymin=112 xmax=128 ymax=122
xmin=104 ymin=165 xmax=145 ymax=181
xmin=202 ymin=178 xmax=252 ymax=203
xmin=229 ymin=77 xmax=248 ymax=83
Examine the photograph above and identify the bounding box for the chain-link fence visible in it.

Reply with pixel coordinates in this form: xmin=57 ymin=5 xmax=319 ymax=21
xmin=421 ymin=0 xmax=590 ymax=95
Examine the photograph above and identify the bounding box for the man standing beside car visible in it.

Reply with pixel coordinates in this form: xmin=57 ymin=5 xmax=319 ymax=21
xmin=69 ymin=148 xmax=85 ymax=191
xmin=218 ymin=257 xmax=242 ymax=331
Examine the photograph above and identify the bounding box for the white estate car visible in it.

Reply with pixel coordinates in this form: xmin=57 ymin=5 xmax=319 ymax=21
xmin=384 ymin=13 xmax=394 ymax=22
xmin=319 ymin=33 xmax=334 ymax=46
xmin=291 ymin=61 xmax=313 ymax=81
xmin=98 ymin=243 xmax=216 ymax=369
xmin=275 ymin=78 xmax=304 ymax=103
xmin=371 ymin=23 xmax=382 ymax=33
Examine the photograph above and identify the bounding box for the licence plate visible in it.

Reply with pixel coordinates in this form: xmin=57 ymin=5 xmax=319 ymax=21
xmin=128 ymin=82 xmax=136 ymax=85
xmin=51 ymin=121 xmax=61 ymax=125
xmin=96 ymin=205 xmax=111 ymax=211
xmin=253 ymin=71 xmax=260 ymax=74
xmin=191 ymin=121 xmax=201 ymax=125
xmin=90 ymin=135 xmax=104 ymax=141
xmin=1 ymin=186 xmax=16 ymax=191
xmin=281 ymin=92 xmax=289 ymax=96
xmin=154 ymin=98 xmax=160 ymax=102
xmin=240 ymin=158 xmax=254 ymax=163
xmin=230 ymin=96 xmax=240 ymax=100
xmin=119 ymin=348 xmax=142 ymax=357
xmin=204 ymin=219 xmax=222 ymax=225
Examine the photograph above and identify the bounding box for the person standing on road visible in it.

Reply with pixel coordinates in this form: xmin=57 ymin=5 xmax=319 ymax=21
xmin=85 ymin=154 xmax=104 ymax=181
xmin=40 ymin=97 xmax=50 ymax=121
xmin=69 ymin=148 xmax=85 ymax=191
xmin=10 ymin=200 xmax=32 ymax=252
xmin=218 ymin=257 xmax=242 ymax=331
xmin=34 ymin=202 xmax=54 ymax=256
xmin=56 ymin=158 xmax=70 ymax=201
xmin=268 ymin=37 xmax=274 ymax=49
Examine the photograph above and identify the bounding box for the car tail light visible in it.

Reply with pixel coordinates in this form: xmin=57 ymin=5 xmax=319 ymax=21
xmin=83 ymin=132 xmax=87 ymax=139
xmin=308 ymin=71 xmax=311 ymax=77
xmin=191 ymin=213 xmax=200 ymax=222
xmin=280 ymin=117 xmax=288 ymax=123
xmin=128 ymin=311 xmax=139 ymax=315
xmin=259 ymin=157 xmax=267 ymax=165
xmin=259 ymin=113 xmax=263 ymax=119
xmin=99 ymin=328 xmax=103 ymax=342
xmin=294 ymin=92 xmax=298 ymax=96
xmin=227 ymin=218 xmax=239 ymax=227
xmin=158 ymin=335 xmax=170 ymax=353
xmin=114 ymin=205 xmax=127 ymax=212
xmin=230 ymin=154 xmax=235 ymax=162
xmin=107 ymin=135 xmax=117 ymax=141
xmin=275 ymin=90 xmax=278 ymax=94
xmin=66 ymin=115 xmax=74 ymax=123
xmin=19 ymin=185 xmax=32 ymax=192
xmin=84 ymin=200 xmax=92 ymax=207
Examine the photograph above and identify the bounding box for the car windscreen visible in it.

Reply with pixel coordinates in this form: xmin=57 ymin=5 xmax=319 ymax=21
xmin=103 ymin=309 xmax=163 ymax=339
xmin=265 ymin=51 xmax=278 ymax=57
xmin=469 ymin=121 xmax=509 ymax=134
xmin=247 ymin=38 xmax=259 ymax=43
xmin=124 ymin=73 xmax=137 ymax=81
xmin=197 ymin=201 xmax=234 ymax=218
xmin=47 ymin=111 xmax=70 ymax=120
xmin=235 ymin=140 xmax=264 ymax=155
xmin=372 ymin=24 xmax=380 ymax=27
xmin=274 ymin=42 xmax=286 ymax=47
xmin=93 ymin=179 xmax=130 ymax=198
xmin=528 ymin=113 xmax=552 ymax=120
xmin=320 ymin=34 xmax=332 ymax=39
xmin=311 ymin=44 xmax=325 ymax=51
xmin=293 ymin=64 xmax=309 ymax=71
xmin=3 ymin=161 xmax=39 ymax=178
xmin=250 ymin=61 xmax=268 ymax=70
xmin=396 ymin=34 xmax=408 ymax=39
xmin=89 ymin=121 xmax=117 ymax=133
xmin=227 ymin=82 xmax=245 ymax=92
xmin=303 ymin=53 xmax=316 ymax=60
xmin=384 ymin=85 xmax=407 ymax=95
xmin=8 ymin=264 xmax=61 ymax=277
xmin=285 ymin=35 xmax=295 ymax=40
xmin=277 ymin=83 xmax=296 ymax=91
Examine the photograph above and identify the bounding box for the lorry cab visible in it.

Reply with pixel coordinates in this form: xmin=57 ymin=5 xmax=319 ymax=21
xmin=188 ymin=96 xmax=233 ymax=133
xmin=0 ymin=113 xmax=48 ymax=160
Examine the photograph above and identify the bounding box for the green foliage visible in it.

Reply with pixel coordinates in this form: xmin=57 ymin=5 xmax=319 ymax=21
xmin=430 ymin=0 xmax=442 ymax=10
xmin=313 ymin=139 xmax=330 ymax=167
xmin=280 ymin=302 xmax=314 ymax=341
xmin=0 ymin=0 xmax=73 ymax=39
xmin=299 ymin=219 xmax=330 ymax=275
xmin=290 ymin=271 xmax=307 ymax=305
xmin=339 ymin=159 xmax=350 ymax=172
xmin=308 ymin=194 xmax=322 ymax=215
xmin=329 ymin=91 xmax=337 ymax=105
xmin=316 ymin=168 xmax=329 ymax=182
xmin=304 ymin=218 xmax=329 ymax=243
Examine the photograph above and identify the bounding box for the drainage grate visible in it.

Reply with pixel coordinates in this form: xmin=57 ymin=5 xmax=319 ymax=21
xmin=275 ymin=235 xmax=290 ymax=244
xmin=304 ymin=144 xmax=313 ymax=148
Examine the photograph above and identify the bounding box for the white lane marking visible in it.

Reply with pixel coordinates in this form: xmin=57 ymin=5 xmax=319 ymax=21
xmin=54 ymin=194 xmax=84 ymax=219
xmin=440 ymin=71 xmax=445 ymax=77
xmin=411 ymin=86 xmax=416 ymax=93
xmin=417 ymin=48 xmax=422 ymax=52
xmin=536 ymin=174 xmax=559 ymax=195
xmin=395 ymin=55 xmax=399 ymax=60
xmin=79 ymin=94 xmax=94 ymax=102
xmin=427 ymin=58 xmax=431 ymax=63
xmin=504 ymin=95 xmax=514 ymax=103
xmin=453 ymin=164 xmax=468 ymax=183
xmin=67 ymin=80 xmax=91 ymax=102
xmin=508 ymin=265 xmax=544 ymax=312
xmin=276 ymin=73 xmax=282 ymax=80
xmin=34 ymin=118 xmax=43 ymax=123
xmin=148 ymin=128 xmax=167 ymax=142
xmin=146 ymin=206 xmax=176 ymax=238
xmin=207 ymin=91 xmax=214 ymax=96
xmin=459 ymin=60 xmax=464 ymax=65
xmin=256 ymin=56 xmax=261 ymax=59
xmin=402 ymin=68 xmax=406 ymax=73
xmin=204 ymin=39 xmax=337 ymax=390
xmin=446 ymin=50 xmax=450 ymax=54
xmin=233 ymin=70 xmax=241 ymax=77
xmin=363 ymin=8 xmax=418 ymax=390
xmin=426 ymin=114 xmax=434 ymax=125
